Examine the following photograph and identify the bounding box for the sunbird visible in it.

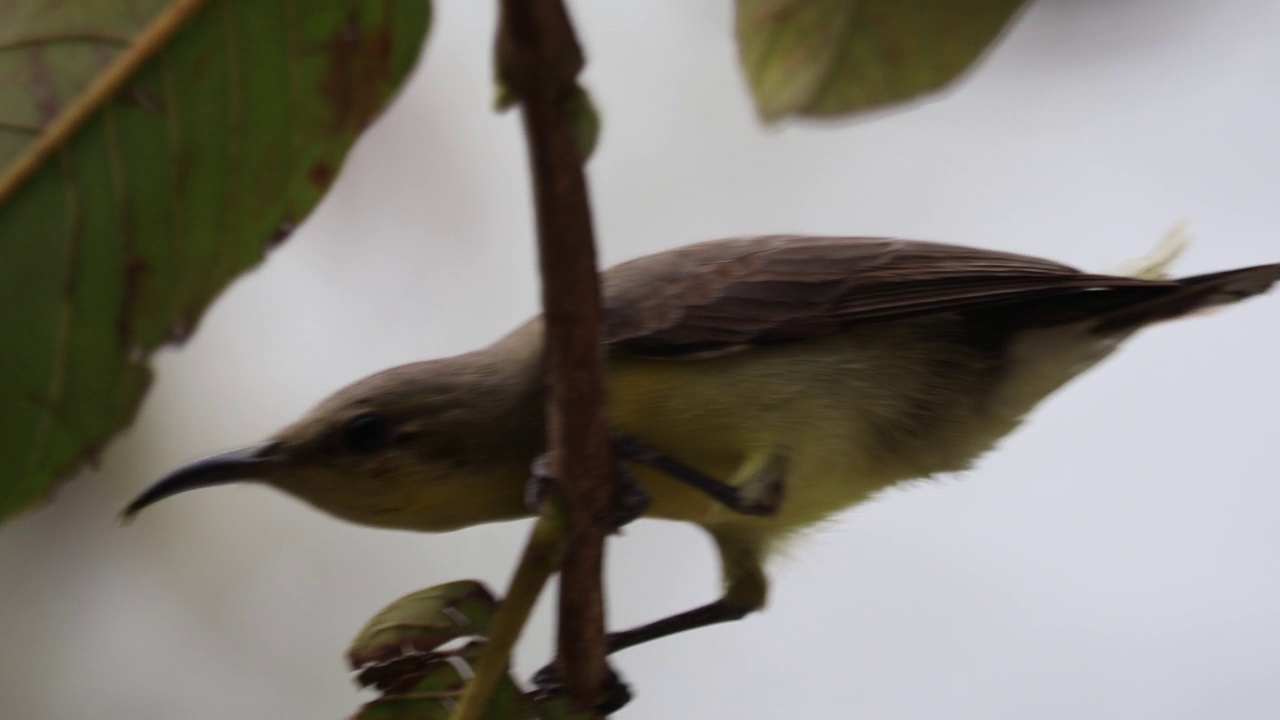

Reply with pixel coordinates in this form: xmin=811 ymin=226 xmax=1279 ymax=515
xmin=124 ymin=233 xmax=1278 ymax=660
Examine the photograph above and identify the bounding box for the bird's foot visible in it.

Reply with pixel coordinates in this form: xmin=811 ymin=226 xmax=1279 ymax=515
xmin=524 ymin=452 xmax=651 ymax=531
xmin=523 ymin=454 xmax=555 ymax=514
xmin=531 ymin=661 xmax=633 ymax=715
xmin=601 ymin=463 xmax=651 ymax=529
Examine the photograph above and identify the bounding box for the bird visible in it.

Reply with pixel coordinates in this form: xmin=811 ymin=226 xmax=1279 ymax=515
xmin=123 ymin=231 xmax=1278 ymax=660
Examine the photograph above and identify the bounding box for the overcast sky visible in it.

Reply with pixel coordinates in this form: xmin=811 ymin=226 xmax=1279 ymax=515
xmin=3 ymin=1 xmax=1279 ymax=718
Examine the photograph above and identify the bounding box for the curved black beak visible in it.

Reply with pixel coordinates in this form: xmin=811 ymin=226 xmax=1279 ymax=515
xmin=121 ymin=441 xmax=284 ymax=522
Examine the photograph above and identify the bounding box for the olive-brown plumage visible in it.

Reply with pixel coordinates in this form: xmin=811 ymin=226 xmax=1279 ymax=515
xmin=124 ymin=234 xmax=1279 ymax=656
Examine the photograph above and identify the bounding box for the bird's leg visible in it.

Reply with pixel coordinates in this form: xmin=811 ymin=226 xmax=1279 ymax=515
xmin=527 ymin=435 xmax=784 ymax=526
xmin=531 ymin=530 xmax=767 ymax=708
xmin=530 ymin=602 xmax=753 ymax=693
xmin=524 ymin=450 xmax=651 ymax=529
xmin=603 ymin=598 xmax=753 ymax=652
xmin=607 ymin=528 xmax=768 ymax=651
xmin=612 ymin=434 xmax=785 ymax=516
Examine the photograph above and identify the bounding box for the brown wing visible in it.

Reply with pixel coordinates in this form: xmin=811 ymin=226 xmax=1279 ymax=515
xmin=601 ymin=235 xmax=1172 ymax=357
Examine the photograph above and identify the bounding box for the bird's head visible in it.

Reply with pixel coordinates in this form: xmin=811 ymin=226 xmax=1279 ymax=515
xmin=122 ymin=353 xmax=544 ymax=532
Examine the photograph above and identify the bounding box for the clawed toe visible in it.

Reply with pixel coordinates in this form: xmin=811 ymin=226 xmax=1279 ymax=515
xmin=523 ymin=453 xmax=555 ymax=514
xmin=532 ymin=661 xmax=632 ymax=714
xmin=599 ymin=464 xmax=650 ymax=530
xmin=524 ymin=451 xmax=651 ymax=530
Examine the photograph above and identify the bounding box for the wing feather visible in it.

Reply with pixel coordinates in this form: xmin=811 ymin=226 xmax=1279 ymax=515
xmin=602 ymin=236 xmax=1169 ymax=357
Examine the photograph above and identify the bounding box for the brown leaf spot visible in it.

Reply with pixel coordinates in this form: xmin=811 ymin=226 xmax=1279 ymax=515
xmin=270 ymin=218 xmax=298 ymax=248
xmin=117 ymin=258 xmax=151 ymax=344
xmin=321 ymin=17 xmax=394 ymax=134
xmin=81 ymin=441 xmax=106 ymax=469
xmin=168 ymin=317 xmax=193 ymax=344
xmin=308 ymin=161 xmax=334 ymax=189
xmin=127 ymin=85 xmax=163 ymax=115
xmin=882 ymin=39 xmax=907 ymax=67
xmin=27 ymin=45 xmax=61 ymax=125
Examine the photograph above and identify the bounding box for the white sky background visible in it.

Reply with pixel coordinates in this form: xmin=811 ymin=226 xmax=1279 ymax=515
xmin=3 ymin=1 xmax=1280 ymax=718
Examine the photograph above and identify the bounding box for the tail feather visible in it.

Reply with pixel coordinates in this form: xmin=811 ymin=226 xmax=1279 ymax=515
xmin=1108 ymin=223 xmax=1191 ymax=280
xmin=1093 ymin=263 xmax=1280 ymax=333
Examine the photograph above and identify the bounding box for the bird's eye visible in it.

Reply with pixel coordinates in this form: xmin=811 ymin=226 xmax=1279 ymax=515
xmin=343 ymin=412 xmax=390 ymax=454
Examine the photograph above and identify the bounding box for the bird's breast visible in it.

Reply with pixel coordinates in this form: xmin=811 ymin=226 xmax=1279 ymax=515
xmin=604 ymin=318 xmax=1043 ymax=538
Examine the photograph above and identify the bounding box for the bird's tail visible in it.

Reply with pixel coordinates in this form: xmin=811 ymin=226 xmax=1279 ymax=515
xmin=1092 ymin=262 xmax=1280 ymax=333
xmin=966 ymin=226 xmax=1275 ymax=334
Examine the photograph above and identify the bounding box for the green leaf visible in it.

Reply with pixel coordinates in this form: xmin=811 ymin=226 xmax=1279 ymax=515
xmin=348 ymin=581 xmax=498 ymax=669
xmin=491 ymin=18 xmax=598 ymax=163
xmin=736 ymin=0 xmax=1025 ymax=121
xmin=352 ymin=643 xmax=534 ymax=720
xmin=530 ymin=696 xmax=593 ymax=720
xmin=491 ymin=82 xmax=599 ymax=162
xmin=347 ymin=582 xmax=527 ymax=720
xmin=567 ymin=86 xmax=599 ymax=162
xmin=0 ymin=0 xmax=431 ymax=523
xmin=348 ymin=580 xmax=593 ymax=720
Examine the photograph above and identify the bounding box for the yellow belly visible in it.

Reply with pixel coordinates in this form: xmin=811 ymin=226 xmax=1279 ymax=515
xmin=604 ymin=316 xmax=1117 ymax=548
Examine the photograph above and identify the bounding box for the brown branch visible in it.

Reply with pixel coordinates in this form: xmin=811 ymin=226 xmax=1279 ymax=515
xmin=496 ymin=0 xmax=613 ymax=714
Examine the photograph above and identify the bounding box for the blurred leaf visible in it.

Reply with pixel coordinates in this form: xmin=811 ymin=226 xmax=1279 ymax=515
xmin=352 ymin=644 xmax=481 ymax=720
xmin=348 ymin=581 xmax=591 ymax=720
xmin=349 ymin=581 xmax=498 ymax=670
xmin=351 ymin=643 xmax=537 ymax=720
xmin=0 ymin=0 xmax=431 ymax=523
xmin=491 ymin=14 xmax=597 ymax=162
xmin=491 ymin=82 xmax=598 ymax=162
xmin=353 ymin=694 xmax=457 ymax=720
xmin=736 ymin=0 xmax=1025 ymax=121
xmin=494 ymin=81 xmax=517 ymax=112
xmin=567 ymin=87 xmax=599 ymax=161
xmin=530 ymin=696 xmax=593 ymax=720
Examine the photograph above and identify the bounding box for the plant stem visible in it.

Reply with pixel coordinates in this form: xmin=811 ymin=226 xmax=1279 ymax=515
xmin=452 ymin=514 xmax=564 ymax=720
xmin=495 ymin=0 xmax=613 ymax=714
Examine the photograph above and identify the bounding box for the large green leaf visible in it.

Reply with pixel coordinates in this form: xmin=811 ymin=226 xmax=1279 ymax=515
xmin=736 ymin=0 xmax=1025 ymax=121
xmin=0 ymin=0 xmax=431 ymax=523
